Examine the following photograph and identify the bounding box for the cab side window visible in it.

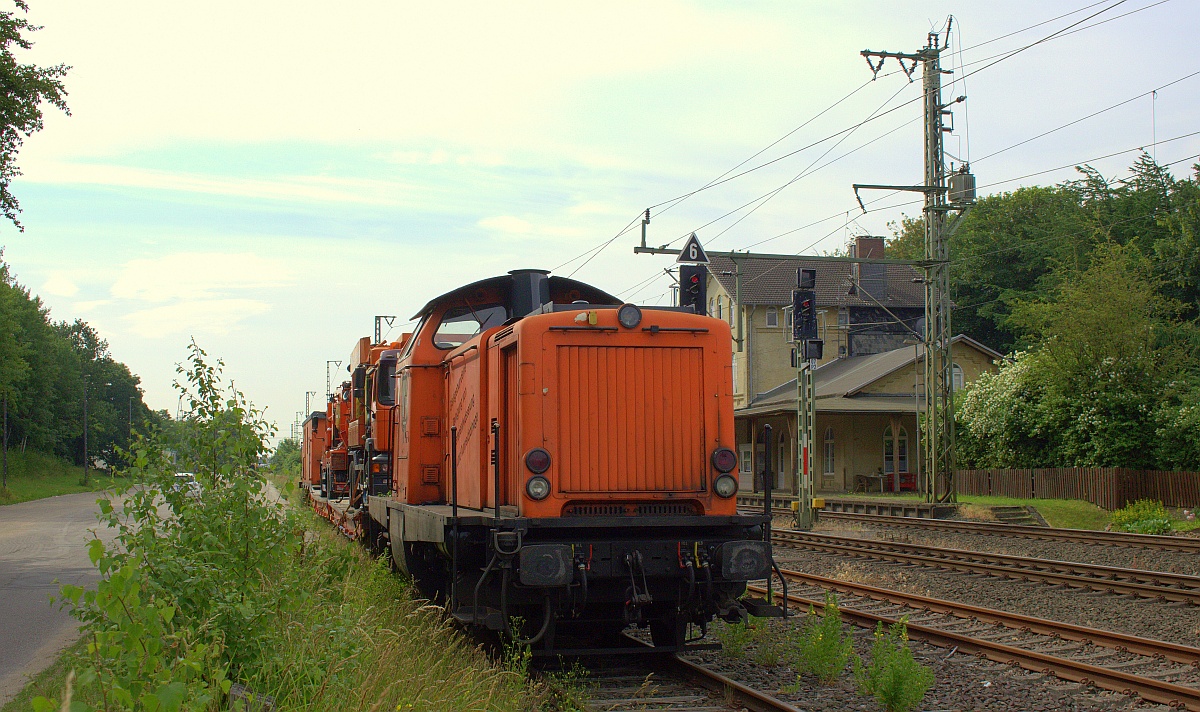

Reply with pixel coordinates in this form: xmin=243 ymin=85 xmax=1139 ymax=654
xmin=434 ymin=304 xmax=506 ymax=349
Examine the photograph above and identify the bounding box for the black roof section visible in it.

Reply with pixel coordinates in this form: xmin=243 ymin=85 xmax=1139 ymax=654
xmin=707 ymin=255 xmax=923 ymax=308
xmin=411 ymin=270 xmax=621 ymax=319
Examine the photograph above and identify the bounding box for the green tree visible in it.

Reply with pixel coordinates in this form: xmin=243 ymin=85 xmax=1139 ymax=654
xmin=0 ymin=1 xmax=70 ymax=229
xmin=269 ymin=437 xmax=300 ymax=476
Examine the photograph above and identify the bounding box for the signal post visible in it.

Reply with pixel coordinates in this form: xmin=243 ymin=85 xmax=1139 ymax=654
xmin=793 ymin=269 xmax=819 ymax=530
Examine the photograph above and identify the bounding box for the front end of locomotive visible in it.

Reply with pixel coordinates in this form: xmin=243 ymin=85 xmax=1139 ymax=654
xmin=450 ymin=297 xmax=780 ymax=652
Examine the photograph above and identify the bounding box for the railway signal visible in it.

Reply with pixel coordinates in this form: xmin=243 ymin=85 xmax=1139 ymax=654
xmin=679 ymin=264 xmax=707 ymax=314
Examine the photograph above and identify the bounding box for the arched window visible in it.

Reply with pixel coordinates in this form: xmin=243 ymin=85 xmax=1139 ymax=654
xmin=716 ymin=299 xmax=722 ymax=320
xmin=707 ymin=298 xmax=714 ymax=317
xmin=952 ymin=363 xmax=964 ymax=391
xmin=766 ymin=307 xmax=778 ymax=327
xmin=883 ymin=425 xmax=908 ymax=474
xmin=823 ymin=427 xmax=835 ymax=475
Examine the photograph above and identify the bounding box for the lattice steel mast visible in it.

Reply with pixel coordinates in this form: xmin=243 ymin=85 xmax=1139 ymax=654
xmin=858 ymin=26 xmax=972 ymax=503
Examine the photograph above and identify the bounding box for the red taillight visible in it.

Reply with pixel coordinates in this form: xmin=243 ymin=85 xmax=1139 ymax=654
xmin=711 ymin=447 xmax=737 ymax=473
xmin=525 ymin=448 xmax=551 ymax=474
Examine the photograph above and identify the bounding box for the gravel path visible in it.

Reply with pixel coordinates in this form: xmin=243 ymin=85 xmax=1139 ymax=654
xmin=687 ymin=615 xmax=1168 ymax=711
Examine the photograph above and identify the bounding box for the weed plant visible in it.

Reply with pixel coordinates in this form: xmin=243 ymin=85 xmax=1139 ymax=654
xmin=853 ymin=619 xmax=934 ymax=712
xmin=32 ymin=341 xmax=544 ymax=711
xmin=714 ymin=616 xmax=756 ymax=659
xmin=794 ymin=593 xmax=856 ymax=685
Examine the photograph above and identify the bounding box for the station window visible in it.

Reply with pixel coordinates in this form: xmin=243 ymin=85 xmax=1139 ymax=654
xmin=824 ymin=427 xmax=835 ymax=475
xmin=952 ymin=363 xmax=964 ymax=391
xmin=883 ymin=425 xmax=908 ymax=474
xmin=765 ymin=307 xmax=778 ymax=327
xmin=716 ymin=299 xmax=723 ymax=320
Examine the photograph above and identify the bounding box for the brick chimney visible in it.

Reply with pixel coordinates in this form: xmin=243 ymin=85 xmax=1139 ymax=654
xmin=853 ymin=236 xmax=885 ymax=259
xmin=852 ymin=236 xmax=887 ymax=301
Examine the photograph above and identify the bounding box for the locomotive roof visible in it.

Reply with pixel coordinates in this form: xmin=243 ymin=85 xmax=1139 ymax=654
xmin=411 ymin=271 xmax=621 ymax=319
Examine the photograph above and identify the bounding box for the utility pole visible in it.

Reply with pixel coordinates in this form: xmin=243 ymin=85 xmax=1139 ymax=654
xmin=82 ymin=376 xmax=89 ymax=486
xmin=3 ymin=395 xmax=8 ymax=491
xmin=326 ymin=360 xmax=343 ymax=400
xmin=374 ymin=316 xmax=397 ymax=344
xmin=857 ymin=24 xmax=973 ymax=503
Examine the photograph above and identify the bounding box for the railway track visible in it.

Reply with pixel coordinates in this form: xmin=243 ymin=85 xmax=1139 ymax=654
xmin=752 ymin=569 xmax=1200 ymax=709
xmin=818 ymin=509 xmax=1200 ymax=553
xmin=773 ymin=529 xmax=1200 ymax=604
xmin=579 ymin=641 xmax=803 ymax=711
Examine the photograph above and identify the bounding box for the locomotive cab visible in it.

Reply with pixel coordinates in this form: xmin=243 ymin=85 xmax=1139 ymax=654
xmin=367 ymin=269 xmax=779 ymax=653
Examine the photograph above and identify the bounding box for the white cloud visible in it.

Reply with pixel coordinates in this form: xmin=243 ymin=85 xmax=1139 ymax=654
xmin=478 ymin=215 xmax=532 ymax=234
xmin=41 ymin=273 xmax=79 ymax=297
xmin=110 ymin=253 xmax=293 ymax=302
xmin=122 ymin=299 xmax=272 ymax=338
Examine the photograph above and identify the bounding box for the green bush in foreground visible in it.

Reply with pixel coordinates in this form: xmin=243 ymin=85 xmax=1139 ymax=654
xmin=1111 ymin=498 xmax=1172 ymax=534
xmin=34 ymin=342 xmax=543 ymax=711
xmin=854 ymin=619 xmax=934 ymax=712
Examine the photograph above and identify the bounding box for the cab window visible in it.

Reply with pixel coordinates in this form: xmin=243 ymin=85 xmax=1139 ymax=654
xmin=434 ymin=304 xmax=506 ymax=349
xmin=377 ymin=362 xmax=396 ymax=405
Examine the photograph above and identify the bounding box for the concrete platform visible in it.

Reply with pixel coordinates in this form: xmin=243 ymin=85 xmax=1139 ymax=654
xmin=738 ymin=493 xmax=957 ymax=519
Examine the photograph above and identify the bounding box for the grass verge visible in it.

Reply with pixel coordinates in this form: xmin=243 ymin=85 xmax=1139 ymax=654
xmin=0 ymin=450 xmax=123 ymax=506
xmin=1 ymin=639 xmax=88 ymax=712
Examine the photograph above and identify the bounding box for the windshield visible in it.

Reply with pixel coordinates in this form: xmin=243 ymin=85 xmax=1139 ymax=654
xmin=434 ymin=303 xmax=506 ymax=349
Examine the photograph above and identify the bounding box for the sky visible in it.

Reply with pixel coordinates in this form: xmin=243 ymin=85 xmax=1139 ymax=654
xmin=2 ymin=0 xmax=1198 ymax=442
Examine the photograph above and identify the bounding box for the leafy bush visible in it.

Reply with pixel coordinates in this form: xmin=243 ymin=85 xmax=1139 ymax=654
xmin=854 ymin=619 xmax=934 ymax=712
xmin=1111 ymin=498 xmax=1172 ymax=534
xmin=794 ymin=593 xmax=856 ymax=685
xmin=33 ymin=341 xmax=545 ymax=711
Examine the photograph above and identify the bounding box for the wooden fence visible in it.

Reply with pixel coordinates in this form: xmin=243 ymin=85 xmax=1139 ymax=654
xmin=955 ymin=468 xmax=1200 ymax=511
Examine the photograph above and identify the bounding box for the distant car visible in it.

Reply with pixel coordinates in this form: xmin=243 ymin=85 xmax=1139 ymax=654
xmin=172 ymin=472 xmax=203 ymax=499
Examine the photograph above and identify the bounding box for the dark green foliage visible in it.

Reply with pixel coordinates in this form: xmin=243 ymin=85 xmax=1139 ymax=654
xmin=912 ymin=155 xmax=1200 ymax=471
xmin=269 ymin=437 xmax=300 ymax=477
xmin=0 ymin=253 xmax=153 ymax=478
xmin=0 ymin=1 xmax=70 ymax=229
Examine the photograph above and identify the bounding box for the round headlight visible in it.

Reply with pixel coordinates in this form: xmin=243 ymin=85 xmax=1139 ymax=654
xmin=526 ymin=475 xmax=551 ymax=500
xmin=711 ymin=447 xmax=737 ymax=473
xmin=714 ymin=474 xmax=738 ymax=498
xmin=617 ymin=303 xmax=642 ymax=329
xmin=525 ymin=448 xmax=551 ymax=474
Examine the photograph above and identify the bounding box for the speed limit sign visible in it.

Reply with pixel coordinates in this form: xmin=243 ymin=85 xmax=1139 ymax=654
xmin=676 ymin=232 xmax=710 ymax=264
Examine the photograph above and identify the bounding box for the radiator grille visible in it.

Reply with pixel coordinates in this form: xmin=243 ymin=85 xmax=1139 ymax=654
xmin=556 ymin=345 xmax=706 ymax=492
xmin=563 ymin=502 xmax=700 ymax=517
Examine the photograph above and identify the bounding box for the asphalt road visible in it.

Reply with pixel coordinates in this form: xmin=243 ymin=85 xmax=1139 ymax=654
xmin=0 ymin=492 xmax=109 ymax=706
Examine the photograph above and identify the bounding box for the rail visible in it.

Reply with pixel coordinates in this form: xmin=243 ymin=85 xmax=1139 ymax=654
xmin=818 ymin=510 xmax=1200 ymax=553
xmin=751 ymin=570 xmax=1200 ymax=709
xmin=772 ymin=529 xmax=1200 ymax=604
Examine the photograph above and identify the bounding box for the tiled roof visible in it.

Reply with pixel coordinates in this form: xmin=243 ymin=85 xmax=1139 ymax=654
xmin=736 ymin=335 xmax=1002 ymax=417
xmin=707 ymin=254 xmax=923 ymax=308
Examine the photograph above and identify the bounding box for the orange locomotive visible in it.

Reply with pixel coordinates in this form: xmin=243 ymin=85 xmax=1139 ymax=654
xmin=351 ymin=269 xmax=779 ymax=653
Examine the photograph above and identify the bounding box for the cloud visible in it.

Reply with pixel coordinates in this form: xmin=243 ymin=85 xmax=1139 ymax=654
xmin=110 ymin=252 xmax=293 ymax=303
xmin=478 ymin=215 xmax=532 ymax=234
xmin=122 ymin=299 xmax=272 ymax=338
xmin=41 ymin=273 xmax=79 ymax=297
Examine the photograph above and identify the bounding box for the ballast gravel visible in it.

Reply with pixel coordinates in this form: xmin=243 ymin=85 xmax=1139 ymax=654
xmin=786 ymin=522 xmax=1200 ymax=648
xmin=686 ymin=614 xmax=1168 ymax=711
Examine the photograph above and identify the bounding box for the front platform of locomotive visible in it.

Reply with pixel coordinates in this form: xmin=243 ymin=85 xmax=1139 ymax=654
xmin=420 ymin=269 xmax=781 ymax=653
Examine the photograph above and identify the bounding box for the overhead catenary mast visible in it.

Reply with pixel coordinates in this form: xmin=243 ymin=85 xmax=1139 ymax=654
xmin=856 ymin=23 xmax=974 ymax=503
